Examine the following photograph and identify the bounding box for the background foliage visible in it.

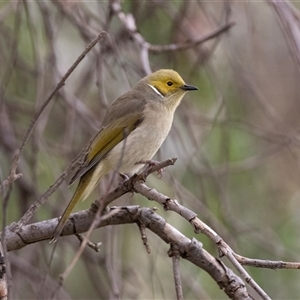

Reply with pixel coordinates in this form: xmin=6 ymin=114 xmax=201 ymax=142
xmin=1 ymin=0 xmax=300 ymax=299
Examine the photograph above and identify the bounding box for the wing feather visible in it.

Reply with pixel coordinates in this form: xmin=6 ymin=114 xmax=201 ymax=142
xmin=69 ymin=88 xmax=147 ymax=186
xmin=69 ymin=113 xmax=143 ymax=186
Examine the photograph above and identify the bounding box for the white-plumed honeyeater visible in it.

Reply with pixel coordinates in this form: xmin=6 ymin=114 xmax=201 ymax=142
xmin=51 ymin=69 xmax=198 ymax=242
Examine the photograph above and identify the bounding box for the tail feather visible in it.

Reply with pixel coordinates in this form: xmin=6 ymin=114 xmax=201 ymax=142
xmin=50 ymin=173 xmax=98 ymax=243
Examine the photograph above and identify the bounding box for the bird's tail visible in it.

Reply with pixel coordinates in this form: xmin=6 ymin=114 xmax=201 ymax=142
xmin=50 ymin=174 xmax=97 ymax=243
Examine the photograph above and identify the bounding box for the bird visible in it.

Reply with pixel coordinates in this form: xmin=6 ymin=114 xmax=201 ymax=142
xmin=51 ymin=69 xmax=198 ymax=242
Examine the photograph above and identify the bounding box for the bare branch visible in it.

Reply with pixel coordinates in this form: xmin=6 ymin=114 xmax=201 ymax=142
xmin=136 ymin=221 xmax=151 ymax=254
xmin=169 ymin=244 xmax=183 ymax=300
xmin=148 ymin=21 xmax=236 ymax=53
xmin=110 ymin=0 xmax=235 ymax=75
xmin=133 ymin=181 xmax=270 ymax=300
xmin=8 ymin=33 xmax=107 ymax=231
xmin=0 ymin=242 xmax=7 ymax=300
xmin=267 ymin=1 xmax=300 ymax=75
xmin=18 ymin=31 xmax=107 ymax=154
xmin=4 ymin=206 xmax=253 ymax=299
xmin=234 ymin=253 xmax=300 ymax=269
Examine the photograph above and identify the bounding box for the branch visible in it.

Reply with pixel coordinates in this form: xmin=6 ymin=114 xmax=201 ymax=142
xmin=55 ymin=158 xmax=178 ymax=284
xmin=4 ymin=158 xmax=297 ymax=299
xmin=234 ymin=253 xmax=300 ymax=269
xmin=7 ymin=32 xmax=107 ymax=231
xmin=5 ymin=206 xmax=253 ymax=299
xmin=110 ymin=0 xmax=235 ymax=74
xmin=267 ymin=0 xmax=300 ymax=76
xmin=0 ymin=242 xmax=7 ymax=300
xmin=18 ymin=31 xmax=107 ymax=154
xmin=169 ymin=243 xmax=183 ymax=300
xmin=132 ymin=180 xmax=270 ymax=300
xmin=148 ymin=21 xmax=236 ymax=53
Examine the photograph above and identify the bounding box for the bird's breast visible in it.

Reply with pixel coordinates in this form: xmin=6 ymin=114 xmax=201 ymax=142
xmin=104 ymin=104 xmax=174 ymax=175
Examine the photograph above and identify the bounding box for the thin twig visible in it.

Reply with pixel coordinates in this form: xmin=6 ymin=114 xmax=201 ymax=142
xmin=9 ymin=32 xmax=107 ymax=231
xmin=137 ymin=221 xmax=151 ymax=254
xmin=110 ymin=0 xmax=235 ymax=75
xmin=75 ymin=233 xmax=102 ymax=252
xmin=0 ymin=150 xmax=21 ymax=300
xmin=267 ymin=1 xmax=300 ymax=76
xmin=148 ymin=21 xmax=236 ymax=53
xmin=234 ymin=253 xmax=300 ymax=269
xmin=169 ymin=244 xmax=184 ymax=300
xmin=219 ymin=243 xmax=271 ymax=300
xmin=18 ymin=31 xmax=106 ymax=154
xmin=0 ymin=242 xmax=7 ymax=300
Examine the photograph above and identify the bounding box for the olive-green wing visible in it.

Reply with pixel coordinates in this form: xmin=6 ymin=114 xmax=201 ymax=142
xmin=101 ymin=89 xmax=147 ymax=127
xmin=69 ymin=113 xmax=143 ymax=186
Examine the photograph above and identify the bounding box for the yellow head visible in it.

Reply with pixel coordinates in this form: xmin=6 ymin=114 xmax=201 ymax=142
xmin=140 ymin=69 xmax=198 ymax=110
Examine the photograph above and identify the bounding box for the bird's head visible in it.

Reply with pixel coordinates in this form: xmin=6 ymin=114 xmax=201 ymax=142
xmin=143 ymin=69 xmax=198 ymax=110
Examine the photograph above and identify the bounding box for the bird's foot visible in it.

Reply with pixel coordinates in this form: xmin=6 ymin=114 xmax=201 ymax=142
xmin=118 ymin=172 xmax=130 ymax=181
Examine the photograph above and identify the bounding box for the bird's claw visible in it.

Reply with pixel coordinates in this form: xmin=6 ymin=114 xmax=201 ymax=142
xmin=118 ymin=172 xmax=129 ymax=180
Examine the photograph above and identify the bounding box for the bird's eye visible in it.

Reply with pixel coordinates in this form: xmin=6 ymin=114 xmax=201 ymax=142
xmin=167 ymin=81 xmax=173 ymax=86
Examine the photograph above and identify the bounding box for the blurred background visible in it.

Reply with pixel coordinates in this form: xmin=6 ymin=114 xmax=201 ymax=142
xmin=1 ymin=0 xmax=300 ymax=299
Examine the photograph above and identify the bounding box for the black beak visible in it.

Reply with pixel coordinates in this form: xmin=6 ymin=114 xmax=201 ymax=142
xmin=181 ymin=84 xmax=198 ymax=91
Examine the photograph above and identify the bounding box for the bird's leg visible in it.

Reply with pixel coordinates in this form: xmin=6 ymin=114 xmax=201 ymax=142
xmin=117 ymin=172 xmax=136 ymax=197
